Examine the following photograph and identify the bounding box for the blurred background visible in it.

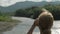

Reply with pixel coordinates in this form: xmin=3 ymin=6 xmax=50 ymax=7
xmin=0 ymin=0 xmax=60 ymax=34
xmin=0 ymin=0 xmax=60 ymax=20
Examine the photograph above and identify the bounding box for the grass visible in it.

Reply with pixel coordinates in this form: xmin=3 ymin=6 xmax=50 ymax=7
xmin=0 ymin=15 xmax=20 ymax=22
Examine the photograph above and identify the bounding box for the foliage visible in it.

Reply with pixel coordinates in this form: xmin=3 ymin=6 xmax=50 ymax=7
xmin=42 ymin=5 xmax=60 ymax=20
xmin=0 ymin=15 xmax=12 ymax=22
xmin=15 ymin=4 xmax=60 ymax=20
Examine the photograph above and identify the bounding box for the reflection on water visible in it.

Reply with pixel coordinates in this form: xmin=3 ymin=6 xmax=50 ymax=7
xmin=0 ymin=17 xmax=60 ymax=34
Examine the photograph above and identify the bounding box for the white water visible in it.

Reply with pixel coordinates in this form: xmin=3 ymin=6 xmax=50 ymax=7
xmin=3 ymin=17 xmax=60 ymax=34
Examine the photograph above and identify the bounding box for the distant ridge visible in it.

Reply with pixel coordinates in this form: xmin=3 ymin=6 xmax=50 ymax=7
xmin=0 ymin=1 xmax=60 ymax=13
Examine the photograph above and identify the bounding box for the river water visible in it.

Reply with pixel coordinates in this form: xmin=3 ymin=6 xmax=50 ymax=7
xmin=2 ymin=17 xmax=60 ymax=34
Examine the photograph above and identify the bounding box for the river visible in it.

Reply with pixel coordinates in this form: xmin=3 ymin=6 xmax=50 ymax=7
xmin=2 ymin=17 xmax=60 ymax=34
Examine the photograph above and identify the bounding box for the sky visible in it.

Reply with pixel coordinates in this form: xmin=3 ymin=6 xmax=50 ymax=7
xmin=0 ymin=0 xmax=60 ymax=7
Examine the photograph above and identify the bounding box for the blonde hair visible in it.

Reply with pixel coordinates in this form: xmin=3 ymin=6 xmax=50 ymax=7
xmin=38 ymin=8 xmax=53 ymax=18
xmin=41 ymin=8 xmax=49 ymax=12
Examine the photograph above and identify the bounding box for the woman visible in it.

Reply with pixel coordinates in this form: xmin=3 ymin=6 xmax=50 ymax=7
xmin=27 ymin=8 xmax=54 ymax=34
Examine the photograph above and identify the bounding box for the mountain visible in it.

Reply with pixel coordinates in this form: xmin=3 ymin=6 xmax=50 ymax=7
xmin=0 ymin=1 xmax=60 ymax=13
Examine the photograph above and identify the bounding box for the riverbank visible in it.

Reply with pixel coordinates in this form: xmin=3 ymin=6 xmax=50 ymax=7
xmin=0 ymin=17 xmax=60 ymax=34
xmin=3 ymin=17 xmax=60 ymax=34
xmin=0 ymin=17 xmax=21 ymax=32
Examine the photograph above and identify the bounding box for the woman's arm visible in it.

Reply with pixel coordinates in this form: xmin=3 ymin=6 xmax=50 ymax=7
xmin=27 ymin=18 xmax=39 ymax=34
xmin=27 ymin=23 xmax=35 ymax=34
